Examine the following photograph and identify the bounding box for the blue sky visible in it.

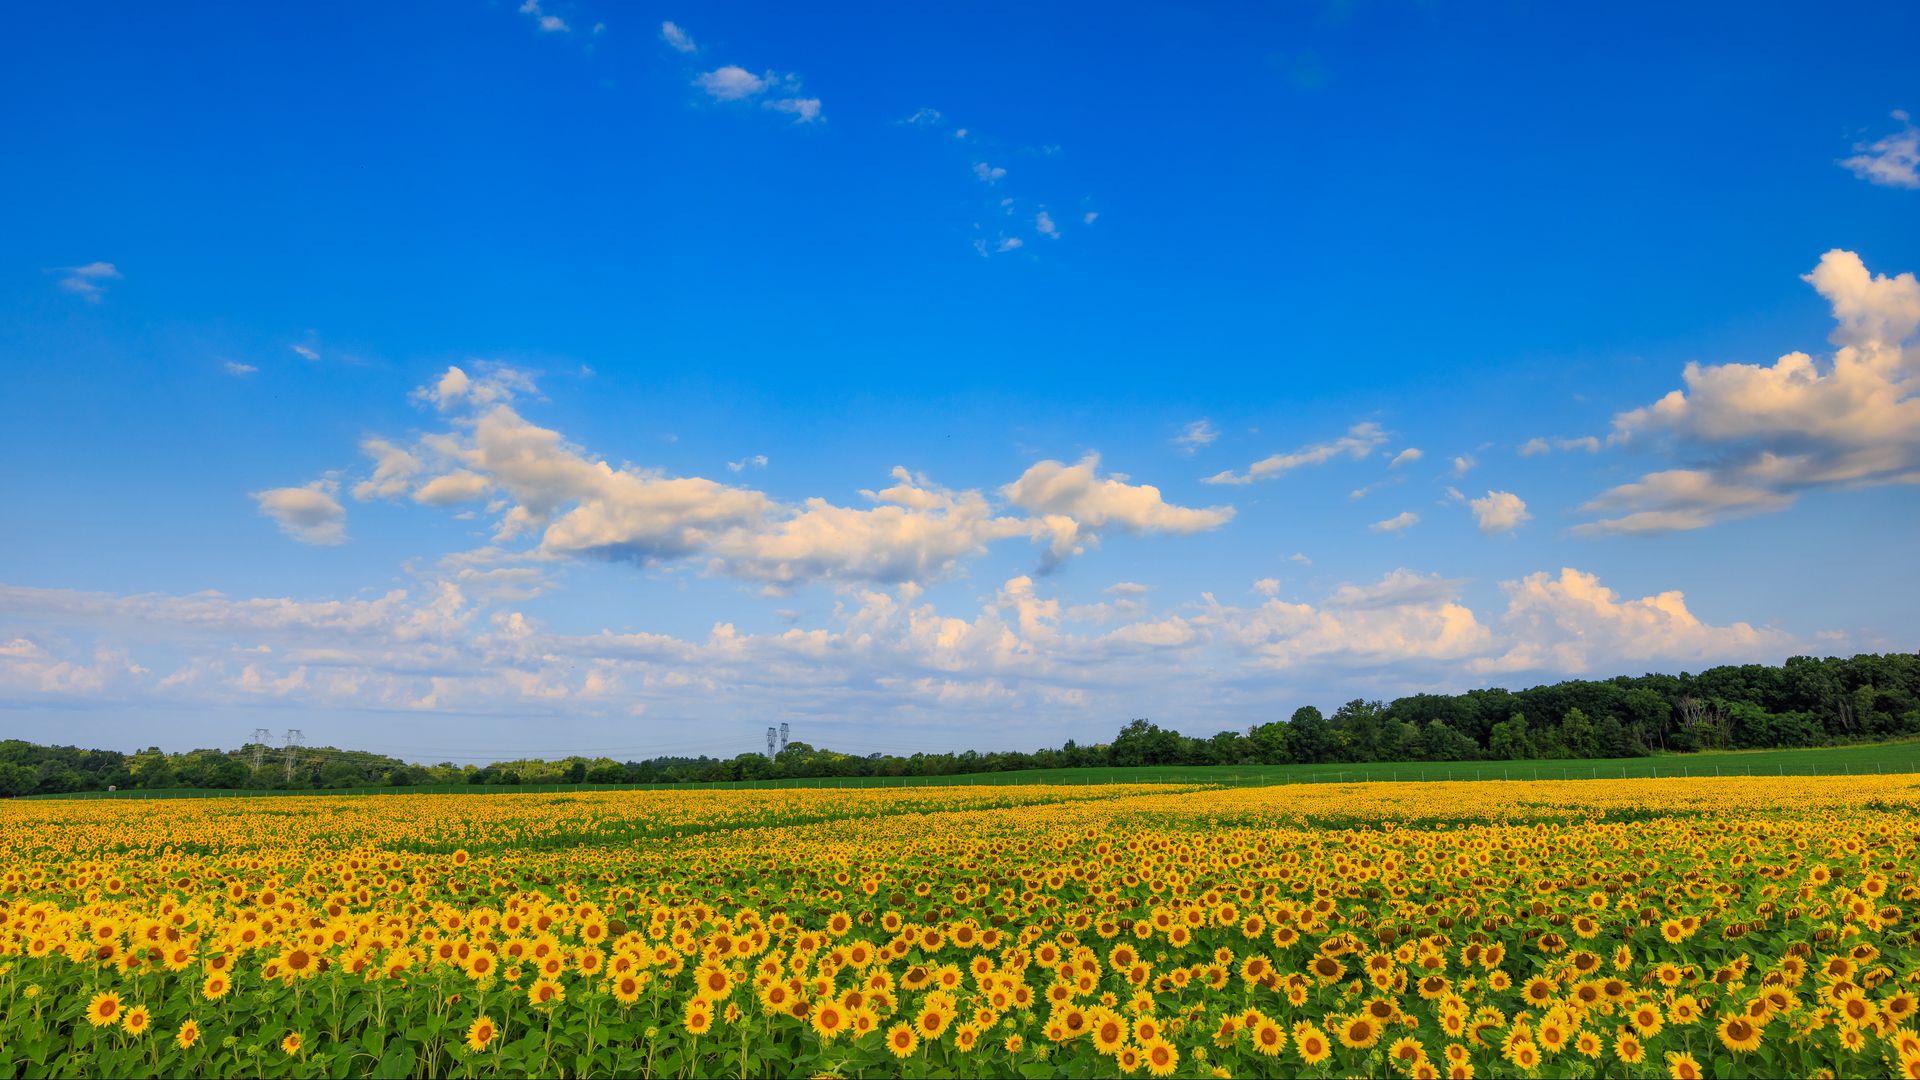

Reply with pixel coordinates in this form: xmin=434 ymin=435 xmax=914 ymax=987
xmin=3 ymin=1 xmax=1917 ymax=762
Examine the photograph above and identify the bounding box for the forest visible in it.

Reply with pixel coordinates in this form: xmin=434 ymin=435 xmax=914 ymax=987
xmin=2 ymin=651 xmax=1914 ymax=795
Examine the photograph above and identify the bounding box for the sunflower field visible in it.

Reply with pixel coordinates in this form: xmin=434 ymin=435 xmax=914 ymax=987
xmin=3 ymin=775 xmax=1919 ymax=1079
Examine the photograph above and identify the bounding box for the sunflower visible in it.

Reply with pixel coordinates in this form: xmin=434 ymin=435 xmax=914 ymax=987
xmin=1337 ymin=1014 xmax=1381 ymax=1050
xmin=1093 ymin=1013 xmax=1128 ymax=1054
xmin=887 ymin=1022 xmax=918 ymax=1058
xmin=1251 ymin=1017 xmax=1286 ymax=1057
xmin=86 ymin=991 xmax=122 ymax=1028
xmin=1717 ymin=1013 xmax=1762 ymax=1053
xmin=527 ymin=979 xmax=564 ymax=1007
xmin=1296 ymin=1023 xmax=1332 ymax=1065
xmin=683 ymin=999 xmax=713 ymax=1035
xmin=465 ymin=1016 xmax=497 ymax=1053
xmin=281 ymin=1032 xmax=303 ymax=1057
xmin=175 ymin=1018 xmax=200 ymax=1050
xmin=1632 ymin=1002 xmax=1665 ymax=1037
xmin=1142 ymin=1038 xmax=1179 ymax=1078
xmin=1615 ymin=1031 xmax=1646 ymax=1064
xmin=1666 ymin=1051 xmax=1703 ymax=1080
xmin=811 ymin=1002 xmax=847 ymax=1043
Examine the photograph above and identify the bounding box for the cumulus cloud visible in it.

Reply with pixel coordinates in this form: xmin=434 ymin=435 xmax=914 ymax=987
xmin=1468 ymin=490 xmax=1530 ymax=534
xmin=52 ymin=261 xmax=120 ymax=302
xmin=1583 ymin=249 xmax=1920 ymax=534
xmin=1204 ymin=422 xmax=1388 ymax=485
xmin=251 ymin=480 xmax=348 ymax=545
xmin=0 ymin=563 xmax=1806 ymax=735
xmin=1370 ymin=511 xmax=1419 ymax=533
xmin=352 ymin=437 xmax=424 ymax=500
xmin=659 ymin=20 xmax=696 ymax=53
xmin=1035 ymin=210 xmax=1059 ymax=239
xmin=1841 ymin=110 xmax=1919 ymax=189
xmin=1001 ymin=454 xmax=1235 ymax=560
xmin=356 ymin=369 xmax=1229 ymax=588
xmin=973 ymin=162 xmax=1007 ymax=184
xmin=1451 ymin=454 xmax=1476 ymax=477
xmin=695 ymin=66 xmax=771 ymax=101
xmin=1473 ymin=568 xmax=1797 ymax=675
xmin=1171 ymin=419 xmax=1219 ymax=453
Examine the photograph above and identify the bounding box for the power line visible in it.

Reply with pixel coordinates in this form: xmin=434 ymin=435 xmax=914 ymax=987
xmin=283 ymin=729 xmax=303 ymax=783
xmin=249 ymin=728 xmax=272 ymax=769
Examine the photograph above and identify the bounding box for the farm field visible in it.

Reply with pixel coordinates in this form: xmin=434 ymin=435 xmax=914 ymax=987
xmin=27 ymin=737 xmax=1920 ymax=801
xmin=3 ymin=776 xmax=1919 ymax=1078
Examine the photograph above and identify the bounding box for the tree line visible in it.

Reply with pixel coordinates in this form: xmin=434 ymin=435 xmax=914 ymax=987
xmin=2 ymin=651 xmax=1915 ymax=796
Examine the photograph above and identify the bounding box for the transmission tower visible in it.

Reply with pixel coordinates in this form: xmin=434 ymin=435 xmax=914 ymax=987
xmin=283 ymin=729 xmax=304 ymax=783
xmin=766 ymin=727 xmax=777 ymax=757
xmin=778 ymin=722 xmax=789 ymax=753
xmin=250 ymin=728 xmax=273 ymax=769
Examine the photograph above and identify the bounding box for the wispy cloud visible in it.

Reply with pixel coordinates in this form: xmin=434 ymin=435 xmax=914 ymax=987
xmin=1370 ymin=510 xmax=1420 ymax=533
xmin=518 ymin=0 xmax=568 ymax=33
xmin=1841 ymin=110 xmax=1919 ymax=189
xmin=1204 ymin=422 xmax=1388 ymax=485
xmin=1519 ymin=435 xmax=1602 ymax=456
xmin=1389 ymin=447 xmax=1423 ymax=468
xmin=223 ymin=361 xmax=258 ymax=377
xmin=659 ymin=20 xmax=696 ymax=53
xmin=52 ymin=261 xmax=121 ymax=302
xmin=1171 ymin=420 xmax=1219 ymax=454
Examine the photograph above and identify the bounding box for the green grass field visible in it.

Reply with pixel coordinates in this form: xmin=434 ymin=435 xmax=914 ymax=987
xmin=24 ymin=737 xmax=1920 ymax=800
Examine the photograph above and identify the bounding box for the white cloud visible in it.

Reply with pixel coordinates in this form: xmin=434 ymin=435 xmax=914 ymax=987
xmin=901 ymin=108 xmax=943 ymax=126
xmin=1253 ymin=578 xmax=1281 ymax=597
xmin=0 ymin=564 xmax=1806 ymax=735
xmin=1584 ymin=249 xmax=1920 ymax=534
xmin=1468 ymin=490 xmax=1530 ymax=534
xmin=1472 ymin=568 xmax=1797 ymax=675
xmin=765 ymin=97 xmax=822 ymax=124
xmin=1204 ymin=422 xmax=1388 ymax=485
xmin=1369 ymin=511 xmax=1419 ymax=533
xmin=1519 ymin=435 xmax=1602 ymax=457
xmin=973 ymin=162 xmax=1007 ymax=184
xmin=381 ymin=374 xmax=1240 ymax=587
xmin=727 ymin=454 xmax=769 ymax=473
xmin=1171 ymin=419 xmax=1218 ymax=453
xmin=996 ymin=237 xmax=1023 ymax=253
xmin=518 ymin=0 xmax=567 ymax=32
xmin=251 ymin=479 xmax=348 ymax=545
xmin=1389 ymin=447 xmax=1423 ymax=468
xmin=1451 ymin=454 xmax=1476 ymax=477
xmin=291 ymin=344 xmax=319 ymax=362
xmin=1001 ymin=453 xmax=1235 ymax=542
xmin=1035 ymin=210 xmax=1058 ymax=239
xmin=223 ymin=361 xmax=258 ymax=376
xmin=413 ymin=470 xmax=492 ymax=506
xmin=659 ymin=20 xmax=696 ymax=53
xmin=1083 ymin=211 xmax=1099 ymax=225
xmin=695 ymin=66 xmax=770 ymax=102
xmin=352 ymin=437 xmax=424 ymax=500
xmin=53 ymin=261 xmax=121 ymax=302
xmin=1841 ymin=110 xmax=1919 ymax=189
